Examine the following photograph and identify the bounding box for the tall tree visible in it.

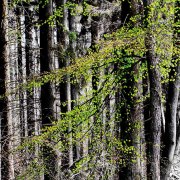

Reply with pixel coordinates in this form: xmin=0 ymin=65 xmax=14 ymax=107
xmin=16 ymin=7 xmax=26 ymax=138
xmin=162 ymin=0 xmax=180 ymax=177
xmin=55 ymin=1 xmax=73 ymax=178
xmin=25 ymin=3 xmax=34 ymax=137
xmin=0 ymin=0 xmax=178 ymax=179
xmin=39 ymin=0 xmax=56 ymax=178
xmin=145 ymin=0 xmax=162 ymax=178
xmin=0 ymin=0 xmax=14 ymax=179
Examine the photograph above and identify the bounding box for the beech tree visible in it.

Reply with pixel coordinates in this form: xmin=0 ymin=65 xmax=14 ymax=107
xmin=0 ymin=0 xmax=179 ymax=179
xmin=144 ymin=0 xmax=162 ymax=179
xmin=39 ymin=0 xmax=58 ymax=178
xmin=0 ymin=0 xmax=14 ymax=179
xmin=161 ymin=0 xmax=180 ymax=178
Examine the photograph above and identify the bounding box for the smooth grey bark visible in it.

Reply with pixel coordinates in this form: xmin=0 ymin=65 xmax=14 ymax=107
xmin=162 ymin=57 xmax=180 ymax=180
xmin=161 ymin=1 xmax=180 ymax=177
xmin=143 ymin=0 xmax=162 ymax=179
xmin=143 ymin=70 xmax=151 ymax=179
xmin=146 ymin=26 xmax=162 ymax=180
xmin=130 ymin=1 xmax=147 ymax=179
xmin=146 ymin=37 xmax=162 ymax=180
xmin=25 ymin=4 xmax=34 ymax=137
xmin=55 ymin=0 xmax=73 ymax=178
xmin=16 ymin=7 xmax=26 ymax=137
xmin=11 ymin=8 xmax=24 ymax=176
xmin=24 ymin=4 xmax=39 ymax=178
xmin=0 ymin=0 xmax=14 ymax=179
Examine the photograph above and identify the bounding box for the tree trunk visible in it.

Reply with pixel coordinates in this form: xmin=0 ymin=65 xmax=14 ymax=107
xmin=131 ymin=64 xmax=147 ymax=180
xmin=143 ymin=0 xmax=162 ymax=179
xmin=145 ymin=23 xmax=162 ymax=180
xmin=16 ymin=7 xmax=26 ymax=138
xmin=162 ymin=58 xmax=180 ymax=180
xmin=25 ymin=4 xmax=34 ymax=137
xmin=55 ymin=0 xmax=73 ymax=178
xmin=161 ymin=0 xmax=180 ymax=177
xmin=146 ymin=39 xmax=162 ymax=180
xmin=39 ymin=0 xmax=57 ymax=178
xmin=130 ymin=1 xmax=146 ymax=179
xmin=0 ymin=0 xmax=14 ymax=179
xmin=143 ymin=70 xmax=151 ymax=179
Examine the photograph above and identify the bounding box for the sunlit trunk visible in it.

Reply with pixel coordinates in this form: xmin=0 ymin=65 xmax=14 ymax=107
xmin=0 ymin=0 xmax=14 ymax=179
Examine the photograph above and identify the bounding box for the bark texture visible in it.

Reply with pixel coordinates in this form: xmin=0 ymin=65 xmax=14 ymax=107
xmin=0 ymin=0 xmax=14 ymax=179
xmin=146 ymin=32 xmax=162 ymax=180
xmin=39 ymin=0 xmax=57 ymax=178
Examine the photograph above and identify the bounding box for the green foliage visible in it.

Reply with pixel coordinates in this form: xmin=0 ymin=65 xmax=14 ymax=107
xmin=8 ymin=0 xmax=179 ymax=178
xmin=69 ymin=31 xmax=77 ymax=41
xmin=14 ymin=26 xmax=145 ymax=178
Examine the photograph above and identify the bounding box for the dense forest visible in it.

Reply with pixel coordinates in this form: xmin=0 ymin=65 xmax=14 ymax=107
xmin=0 ymin=0 xmax=179 ymax=179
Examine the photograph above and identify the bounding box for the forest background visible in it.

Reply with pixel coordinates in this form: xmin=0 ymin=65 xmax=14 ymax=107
xmin=0 ymin=0 xmax=179 ymax=179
